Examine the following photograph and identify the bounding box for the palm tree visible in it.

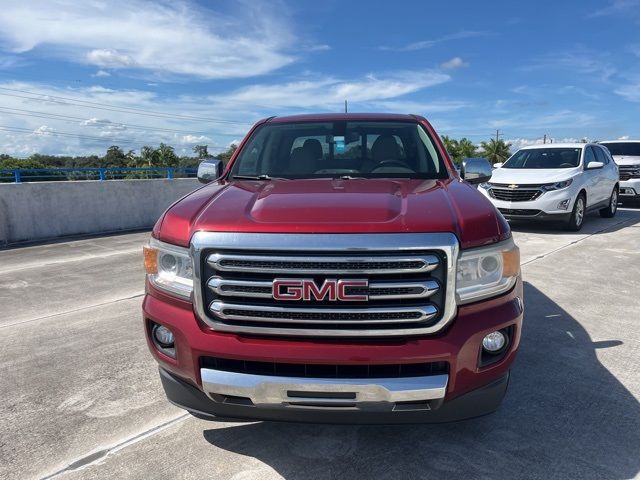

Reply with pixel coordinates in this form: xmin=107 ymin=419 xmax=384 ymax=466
xmin=458 ymin=138 xmax=478 ymax=158
xmin=441 ymin=135 xmax=460 ymax=163
xmin=480 ymin=139 xmax=512 ymax=165
xmin=158 ymin=143 xmax=178 ymax=167
xmin=140 ymin=146 xmax=158 ymax=167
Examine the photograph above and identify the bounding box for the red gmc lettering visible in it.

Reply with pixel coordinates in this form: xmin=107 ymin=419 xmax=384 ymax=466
xmin=272 ymin=279 xmax=368 ymax=301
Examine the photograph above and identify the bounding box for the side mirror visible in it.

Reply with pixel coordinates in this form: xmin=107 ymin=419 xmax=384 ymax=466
xmin=493 ymin=162 xmax=503 ymax=169
xmin=197 ymin=158 xmax=224 ymax=183
xmin=586 ymin=161 xmax=604 ymax=170
xmin=461 ymin=157 xmax=492 ymax=185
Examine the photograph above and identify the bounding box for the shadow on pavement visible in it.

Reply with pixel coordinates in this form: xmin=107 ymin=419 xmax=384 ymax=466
xmin=509 ymin=208 xmax=639 ymax=235
xmin=202 ymin=282 xmax=640 ymax=479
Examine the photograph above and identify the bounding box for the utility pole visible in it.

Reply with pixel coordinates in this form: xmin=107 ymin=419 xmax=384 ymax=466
xmin=344 ymin=100 xmax=348 ymax=113
xmin=495 ymin=129 xmax=502 ymax=143
xmin=543 ymin=134 xmax=547 ymax=144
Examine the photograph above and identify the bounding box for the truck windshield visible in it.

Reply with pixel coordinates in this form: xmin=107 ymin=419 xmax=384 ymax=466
xmin=229 ymin=121 xmax=448 ymax=179
xmin=502 ymin=148 xmax=581 ymax=169
xmin=600 ymin=142 xmax=640 ymax=156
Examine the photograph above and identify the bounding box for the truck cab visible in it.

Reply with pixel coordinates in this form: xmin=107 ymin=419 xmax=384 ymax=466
xmin=142 ymin=113 xmax=523 ymax=423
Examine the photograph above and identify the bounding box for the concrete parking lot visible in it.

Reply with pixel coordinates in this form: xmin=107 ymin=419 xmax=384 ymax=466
xmin=1 ymin=208 xmax=639 ymax=480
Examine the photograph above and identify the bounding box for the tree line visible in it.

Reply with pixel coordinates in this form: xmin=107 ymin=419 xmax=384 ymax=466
xmin=0 ymin=143 xmax=238 ymax=171
xmin=441 ymin=136 xmax=512 ymax=165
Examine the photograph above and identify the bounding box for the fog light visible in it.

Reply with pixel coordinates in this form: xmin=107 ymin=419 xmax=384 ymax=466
xmin=557 ymin=199 xmax=570 ymax=210
xmin=153 ymin=324 xmax=174 ymax=347
xmin=482 ymin=331 xmax=506 ymax=353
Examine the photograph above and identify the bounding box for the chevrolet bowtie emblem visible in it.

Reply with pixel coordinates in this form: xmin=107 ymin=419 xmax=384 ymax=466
xmin=508 ymin=184 xmax=518 ymax=189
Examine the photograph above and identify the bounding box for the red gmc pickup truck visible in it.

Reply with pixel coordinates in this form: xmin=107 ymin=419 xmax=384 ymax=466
xmin=142 ymin=113 xmax=523 ymax=423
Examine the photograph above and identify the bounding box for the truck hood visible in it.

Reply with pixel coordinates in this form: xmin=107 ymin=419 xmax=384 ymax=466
xmin=489 ymin=167 xmax=579 ymax=184
xmin=612 ymin=155 xmax=640 ymax=166
xmin=155 ymin=178 xmax=509 ymax=250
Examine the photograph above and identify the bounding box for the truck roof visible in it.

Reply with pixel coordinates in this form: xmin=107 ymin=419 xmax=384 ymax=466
xmin=268 ymin=113 xmax=419 ymax=123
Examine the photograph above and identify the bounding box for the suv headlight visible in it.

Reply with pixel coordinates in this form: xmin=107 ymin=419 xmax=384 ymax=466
xmin=479 ymin=182 xmax=492 ymax=189
xmin=143 ymin=238 xmax=193 ymax=300
xmin=456 ymin=237 xmax=520 ymax=305
xmin=541 ymin=179 xmax=573 ymax=191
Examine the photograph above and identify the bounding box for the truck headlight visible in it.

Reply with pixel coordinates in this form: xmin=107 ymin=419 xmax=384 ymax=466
xmin=456 ymin=237 xmax=520 ymax=305
xmin=143 ymin=238 xmax=193 ymax=300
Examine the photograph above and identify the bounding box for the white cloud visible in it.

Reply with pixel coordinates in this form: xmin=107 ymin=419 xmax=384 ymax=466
xmin=307 ymin=44 xmax=331 ymax=52
xmin=0 ymin=71 xmax=452 ymax=156
xmin=371 ymin=100 xmax=469 ymax=113
xmin=33 ymin=125 xmax=55 ymax=136
xmin=180 ymin=134 xmax=212 ymax=144
xmin=588 ymin=0 xmax=640 ymax=17
xmin=380 ymin=31 xmax=487 ymax=52
xmin=82 ymin=118 xmax=127 ymax=131
xmin=0 ymin=0 xmax=295 ymax=79
xmin=87 ymin=50 xmax=134 ymax=68
xmin=209 ymin=71 xmax=450 ymax=109
xmin=440 ymin=57 xmax=467 ymax=70
xmin=523 ymin=48 xmax=616 ymax=82
xmin=92 ymin=70 xmax=111 ymax=78
xmin=614 ymin=82 xmax=640 ymax=101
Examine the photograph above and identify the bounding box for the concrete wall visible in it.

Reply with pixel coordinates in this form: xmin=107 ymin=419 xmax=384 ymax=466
xmin=0 ymin=179 xmax=200 ymax=246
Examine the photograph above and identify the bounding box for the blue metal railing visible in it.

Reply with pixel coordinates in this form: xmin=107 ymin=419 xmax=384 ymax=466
xmin=0 ymin=167 xmax=198 ymax=183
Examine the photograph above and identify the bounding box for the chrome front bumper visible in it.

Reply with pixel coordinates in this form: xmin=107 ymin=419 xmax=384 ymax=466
xmin=200 ymin=368 xmax=448 ymax=410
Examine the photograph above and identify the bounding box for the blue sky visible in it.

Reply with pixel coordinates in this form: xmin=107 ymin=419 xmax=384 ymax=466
xmin=0 ymin=0 xmax=639 ymax=157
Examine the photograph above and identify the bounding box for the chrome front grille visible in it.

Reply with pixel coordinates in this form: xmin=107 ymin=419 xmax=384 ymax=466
xmin=619 ymin=165 xmax=640 ymax=181
xmin=191 ymin=232 xmax=459 ymax=337
xmin=489 ymin=186 xmax=543 ymax=202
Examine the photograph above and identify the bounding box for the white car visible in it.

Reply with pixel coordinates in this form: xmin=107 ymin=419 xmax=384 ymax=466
xmin=478 ymin=143 xmax=619 ymax=231
xmin=599 ymin=140 xmax=640 ymax=201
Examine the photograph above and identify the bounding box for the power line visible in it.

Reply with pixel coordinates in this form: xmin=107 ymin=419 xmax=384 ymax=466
xmin=0 ymin=106 xmax=220 ymax=136
xmin=0 ymin=87 xmax=255 ymax=125
xmin=0 ymin=125 xmax=224 ymax=148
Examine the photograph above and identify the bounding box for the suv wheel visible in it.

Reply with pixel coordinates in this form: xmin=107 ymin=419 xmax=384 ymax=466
xmin=565 ymin=193 xmax=586 ymax=231
xmin=599 ymin=187 xmax=618 ymax=218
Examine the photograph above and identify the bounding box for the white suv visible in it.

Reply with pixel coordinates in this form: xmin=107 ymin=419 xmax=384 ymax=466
xmin=599 ymin=140 xmax=640 ymax=201
xmin=478 ymin=143 xmax=619 ymax=231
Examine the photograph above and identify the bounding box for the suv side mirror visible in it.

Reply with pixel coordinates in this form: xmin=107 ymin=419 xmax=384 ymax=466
xmin=461 ymin=157 xmax=492 ymax=185
xmin=197 ymin=158 xmax=224 ymax=183
xmin=493 ymin=162 xmax=503 ymax=169
xmin=586 ymin=161 xmax=604 ymax=170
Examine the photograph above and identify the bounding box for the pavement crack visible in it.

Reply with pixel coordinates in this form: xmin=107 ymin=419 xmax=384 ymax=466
xmin=40 ymin=414 xmax=189 ymax=479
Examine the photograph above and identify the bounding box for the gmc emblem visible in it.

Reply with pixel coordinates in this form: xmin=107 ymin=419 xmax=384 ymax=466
xmin=272 ymin=279 xmax=368 ymax=301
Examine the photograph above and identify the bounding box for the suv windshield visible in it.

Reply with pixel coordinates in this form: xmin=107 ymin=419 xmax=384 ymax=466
xmin=503 ymin=148 xmax=581 ymax=169
xmin=600 ymin=142 xmax=640 ymax=156
xmin=229 ymin=121 xmax=448 ymax=179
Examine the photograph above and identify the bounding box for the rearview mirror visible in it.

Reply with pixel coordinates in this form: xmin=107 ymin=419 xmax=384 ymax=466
xmin=197 ymin=158 xmax=224 ymax=183
xmin=461 ymin=157 xmax=492 ymax=185
xmin=586 ymin=161 xmax=604 ymax=170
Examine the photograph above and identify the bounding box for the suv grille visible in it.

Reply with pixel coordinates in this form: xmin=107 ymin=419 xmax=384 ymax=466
xmin=489 ymin=185 xmax=543 ymax=202
xmin=619 ymin=165 xmax=640 ymax=180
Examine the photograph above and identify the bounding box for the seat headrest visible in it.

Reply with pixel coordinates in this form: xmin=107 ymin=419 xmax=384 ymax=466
xmin=371 ymin=135 xmax=401 ymax=162
xmin=289 ymin=147 xmax=316 ymax=174
xmin=303 ymin=139 xmax=323 ymax=160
